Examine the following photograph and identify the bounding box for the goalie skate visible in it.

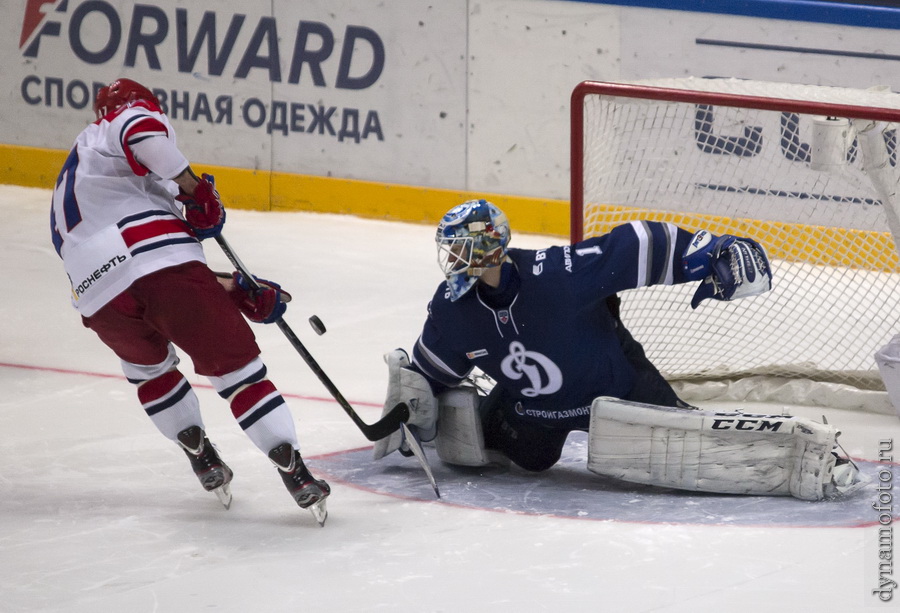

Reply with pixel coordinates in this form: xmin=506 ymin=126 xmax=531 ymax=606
xmin=821 ymin=417 xmax=868 ymax=499
xmin=177 ymin=426 xmax=234 ymax=509
xmin=268 ymin=443 xmax=331 ymax=526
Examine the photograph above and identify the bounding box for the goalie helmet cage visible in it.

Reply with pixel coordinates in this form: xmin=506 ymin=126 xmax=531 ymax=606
xmin=570 ymin=78 xmax=900 ymax=394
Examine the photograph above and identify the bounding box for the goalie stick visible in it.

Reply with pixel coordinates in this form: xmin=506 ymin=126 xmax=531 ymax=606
xmin=400 ymin=423 xmax=441 ymax=499
xmin=214 ymin=234 xmax=410 ymax=441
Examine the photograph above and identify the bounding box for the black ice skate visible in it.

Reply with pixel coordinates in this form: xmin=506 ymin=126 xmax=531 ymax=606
xmin=268 ymin=443 xmax=330 ymax=526
xmin=177 ymin=426 xmax=234 ymax=509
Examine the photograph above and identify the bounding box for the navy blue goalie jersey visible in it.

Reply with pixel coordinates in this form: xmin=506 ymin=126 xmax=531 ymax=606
xmin=411 ymin=221 xmax=696 ymax=429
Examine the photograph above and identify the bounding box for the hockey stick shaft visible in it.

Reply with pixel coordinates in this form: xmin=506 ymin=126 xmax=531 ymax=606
xmin=214 ymin=234 xmax=409 ymax=441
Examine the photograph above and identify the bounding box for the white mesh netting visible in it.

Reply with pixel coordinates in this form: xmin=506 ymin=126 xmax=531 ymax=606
xmin=574 ymin=78 xmax=900 ymax=404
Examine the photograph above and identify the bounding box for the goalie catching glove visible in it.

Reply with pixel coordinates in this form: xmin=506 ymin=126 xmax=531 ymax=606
xmin=682 ymin=230 xmax=772 ymax=309
xmin=176 ymin=173 xmax=226 ymax=239
xmin=227 ymin=272 xmax=291 ymax=324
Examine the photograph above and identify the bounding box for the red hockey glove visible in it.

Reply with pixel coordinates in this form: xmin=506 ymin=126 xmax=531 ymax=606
xmin=177 ymin=173 xmax=225 ymax=239
xmin=229 ymin=272 xmax=292 ymax=324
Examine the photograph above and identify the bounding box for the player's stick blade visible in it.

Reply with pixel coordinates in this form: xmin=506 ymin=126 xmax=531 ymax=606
xmin=361 ymin=402 xmax=411 ymax=441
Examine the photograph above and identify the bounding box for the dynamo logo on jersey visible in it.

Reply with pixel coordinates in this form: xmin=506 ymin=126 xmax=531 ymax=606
xmin=500 ymin=341 xmax=562 ymax=397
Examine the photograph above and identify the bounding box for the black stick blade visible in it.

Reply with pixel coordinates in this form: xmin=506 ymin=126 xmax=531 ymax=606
xmin=358 ymin=402 xmax=410 ymax=441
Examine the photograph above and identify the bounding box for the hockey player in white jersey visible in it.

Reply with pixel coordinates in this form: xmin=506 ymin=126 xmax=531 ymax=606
xmin=374 ymin=199 xmax=861 ymax=502
xmin=50 ymin=78 xmax=329 ymax=522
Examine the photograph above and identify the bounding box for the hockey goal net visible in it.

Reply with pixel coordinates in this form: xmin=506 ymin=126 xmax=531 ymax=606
xmin=571 ymin=78 xmax=900 ymax=401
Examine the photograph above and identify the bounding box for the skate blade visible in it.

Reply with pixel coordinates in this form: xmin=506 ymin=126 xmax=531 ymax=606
xmin=308 ymin=498 xmax=327 ymax=526
xmin=213 ymin=483 xmax=232 ymax=510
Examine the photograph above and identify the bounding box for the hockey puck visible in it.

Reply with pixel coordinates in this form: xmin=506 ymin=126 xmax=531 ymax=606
xmin=309 ymin=315 xmax=326 ymax=335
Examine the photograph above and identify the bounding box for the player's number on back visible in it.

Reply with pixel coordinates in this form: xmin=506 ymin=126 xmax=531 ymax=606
xmin=50 ymin=148 xmax=83 ymax=253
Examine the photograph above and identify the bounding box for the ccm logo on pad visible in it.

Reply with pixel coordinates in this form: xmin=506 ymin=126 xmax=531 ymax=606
xmin=710 ymin=418 xmax=784 ymax=432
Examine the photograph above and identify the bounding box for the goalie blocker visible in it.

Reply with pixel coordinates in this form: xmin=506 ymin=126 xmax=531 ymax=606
xmin=587 ymin=397 xmax=862 ymax=501
xmin=373 ymin=349 xmax=507 ymax=467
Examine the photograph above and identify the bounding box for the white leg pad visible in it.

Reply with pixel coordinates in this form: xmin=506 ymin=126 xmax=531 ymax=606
xmin=433 ymin=386 xmax=509 ymax=467
xmin=587 ymin=397 xmax=840 ymax=501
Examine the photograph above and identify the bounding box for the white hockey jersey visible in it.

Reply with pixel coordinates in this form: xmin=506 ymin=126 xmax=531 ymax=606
xmin=50 ymin=101 xmax=206 ymax=316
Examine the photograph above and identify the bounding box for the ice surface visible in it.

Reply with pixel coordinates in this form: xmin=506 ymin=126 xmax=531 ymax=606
xmin=1 ymin=185 xmax=898 ymax=612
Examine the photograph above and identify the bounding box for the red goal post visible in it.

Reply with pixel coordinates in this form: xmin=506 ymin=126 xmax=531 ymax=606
xmin=570 ymin=78 xmax=900 ymax=403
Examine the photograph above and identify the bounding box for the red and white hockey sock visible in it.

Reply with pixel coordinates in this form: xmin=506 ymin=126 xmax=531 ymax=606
xmin=209 ymin=358 xmax=298 ymax=453
xmin=136 ymin=369 xmax=203 ymax=441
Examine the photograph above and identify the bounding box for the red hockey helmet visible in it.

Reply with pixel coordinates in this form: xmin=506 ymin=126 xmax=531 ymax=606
xmin=93 ymin=78 xmax=159 ymax=119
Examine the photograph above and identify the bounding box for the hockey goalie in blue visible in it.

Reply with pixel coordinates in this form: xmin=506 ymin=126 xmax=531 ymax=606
xmin=373 ymin=199 xmax=862 ymax=501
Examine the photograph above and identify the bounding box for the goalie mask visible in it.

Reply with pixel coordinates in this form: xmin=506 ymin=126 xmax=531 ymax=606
xmin=436 ymin=199 xmax=511 ymax=301
xmin=94 ymin=78 xmax=160 ymax=120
